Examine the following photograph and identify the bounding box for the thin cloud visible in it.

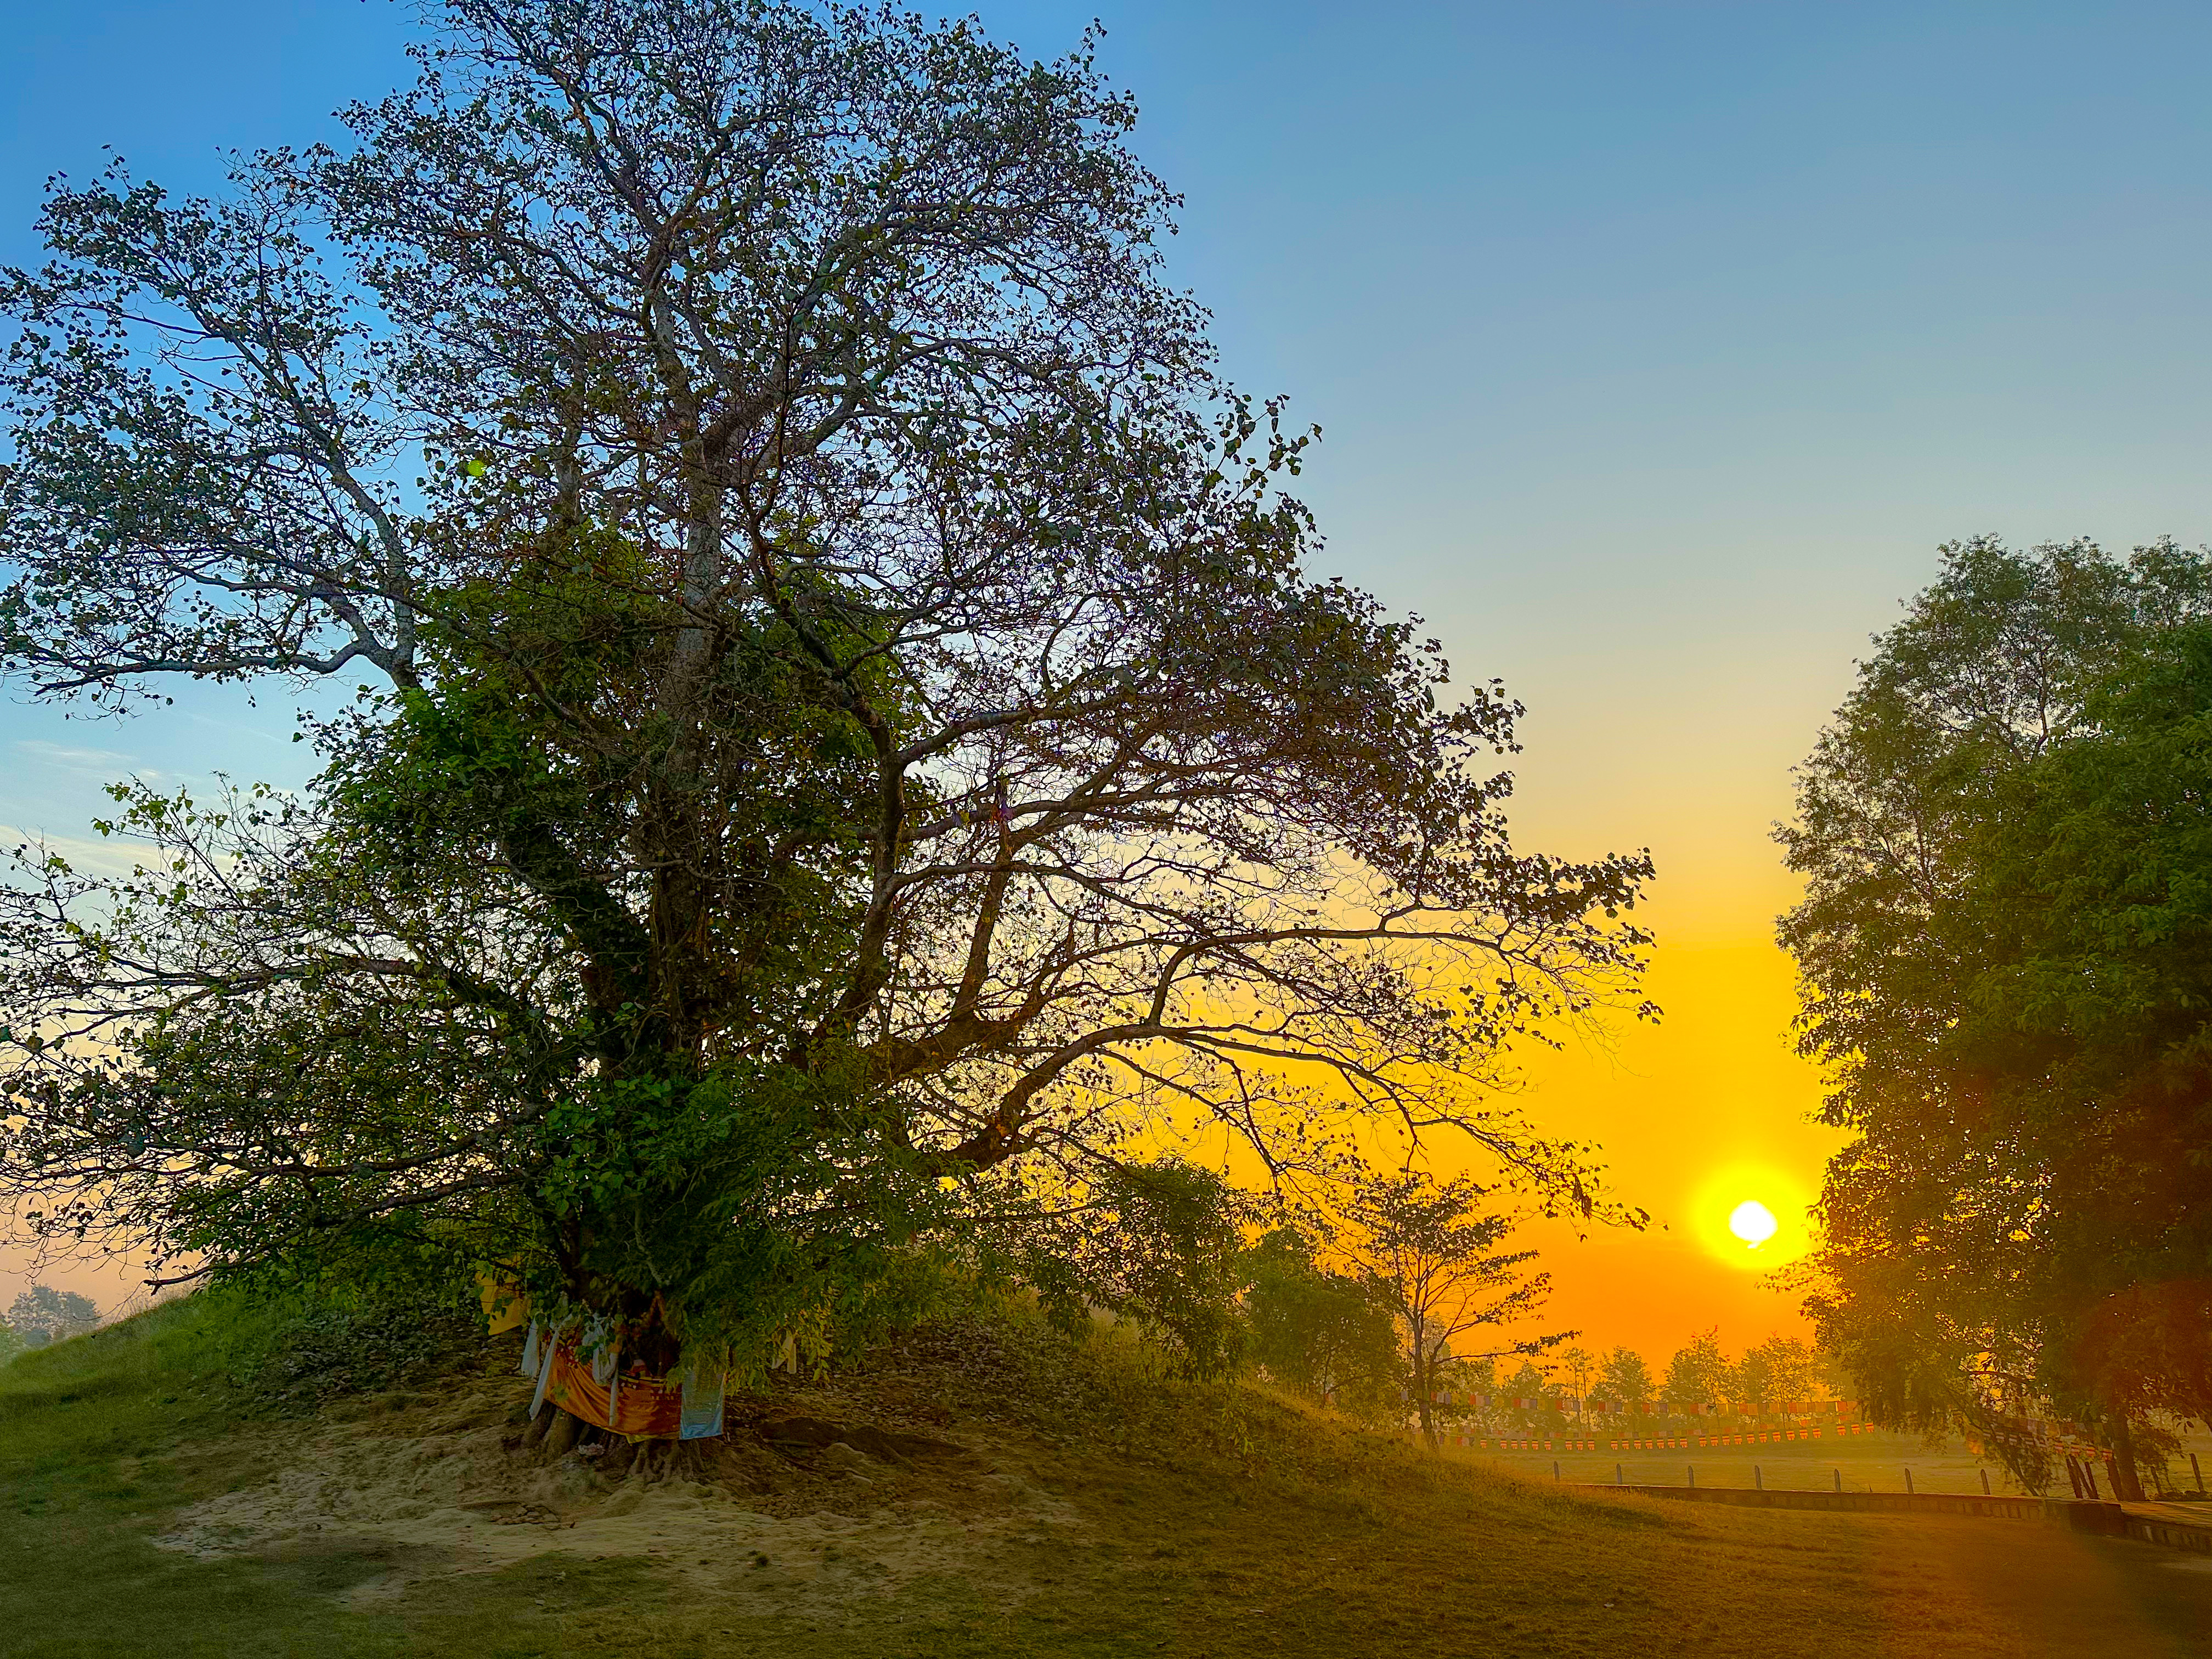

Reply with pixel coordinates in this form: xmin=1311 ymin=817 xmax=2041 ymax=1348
xmin=0 ymin=826 xmax=154 ymax=879
xmin=14 ymin=739 xmax=143 ymax=774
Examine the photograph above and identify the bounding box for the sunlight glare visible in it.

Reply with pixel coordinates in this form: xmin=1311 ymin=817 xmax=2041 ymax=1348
xmin=1728 ymin=1199 xmax=1779 ymax=1249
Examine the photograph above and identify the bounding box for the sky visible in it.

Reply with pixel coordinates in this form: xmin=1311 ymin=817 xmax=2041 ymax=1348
xmin=4 ymin=2 xmax=2212 ymax=1361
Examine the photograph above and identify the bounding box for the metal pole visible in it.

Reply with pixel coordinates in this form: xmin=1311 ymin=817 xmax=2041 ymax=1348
xmin=1980 ymin=1468 xmax=1991 ymax=1496
xmin=1904 ymin=1466 xmax=1914 ymax=1494
xmin=1754 ymin=1464 xmax=1763 ymax=1491
xmin=1616 ymin=1462 xmax=1623 ymax=1486
xmin=2194 ymin=1452 xmax=2205 ymax=1495
xmin=1688 ymin=1465 xmax=1695 ymax=1489
xmin=1833 ymin=1468 xmax=1842 ymax=1492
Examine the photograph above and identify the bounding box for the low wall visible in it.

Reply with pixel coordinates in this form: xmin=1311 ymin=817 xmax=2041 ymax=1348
xmin=2128 ymin=1513 xmax=2212 ymax=1554
xmin=1566 ymin=1483 xmax=2121 ymax=1531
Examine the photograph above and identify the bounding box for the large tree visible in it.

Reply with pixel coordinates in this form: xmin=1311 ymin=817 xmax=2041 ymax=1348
xmin=0 ymin=2 xmax=1649 ymax=1371
xmin=1781 ymin=536 xmax=2212 ymax=1496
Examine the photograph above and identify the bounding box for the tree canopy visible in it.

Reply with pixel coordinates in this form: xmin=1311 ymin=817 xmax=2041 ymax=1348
xmin=1781 ymin=535 xmax=2212 ymax=1492
xmin=1597 ymin=1344 xmax=1653 ymax=1407
xmin=1333 ymin=1170 xmax=1561 ymax=1447
xmin=1661 ymin=1328 xmax=1728 ymax=1408
xmin=0 ymin=1 xmax=1649 ymax=1373
xmin=1242 ymin=1224 xmax=1400 ymax=1418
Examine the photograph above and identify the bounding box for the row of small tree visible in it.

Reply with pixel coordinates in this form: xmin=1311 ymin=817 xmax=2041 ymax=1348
xmin=1552 ymin=1330 xmax=1833 ymax=1417
xmin=1239 ymin=1194 xmax=1846 ymax=1443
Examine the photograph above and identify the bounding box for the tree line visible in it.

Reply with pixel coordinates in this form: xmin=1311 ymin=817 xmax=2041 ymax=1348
xmin=1547 ymin=1330 xmax=1835 ymax=1417
xmin=1237 ymin=1176 xmax=1840 ymax=1440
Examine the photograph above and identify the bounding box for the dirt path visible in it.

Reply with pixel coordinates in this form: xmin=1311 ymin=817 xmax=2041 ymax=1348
xmin=1861 ymin=1513 xmax=2212 ymax=1657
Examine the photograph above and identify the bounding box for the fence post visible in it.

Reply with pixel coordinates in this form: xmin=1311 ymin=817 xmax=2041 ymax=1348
xmin=1616 ymin=1462 xmax=1623 ymax=1486
xmin=1553 ymin=1460 xmax=1560 ymax=1482
xmin=1904 ymin=1467 xmax=1914 ymax=1494
xmin=1754 ymin=1465 xmax=1763 ymax=1491
xmin=1980 ymin=1468 xmax=1991 ymax=1496
xmin=2194 ymin=1452 xmax=2205 ymax=1496
xmin=1833 ymin=1468 xmax=1842 ymax=1492
xmin=1688 ymin=1465 xmax=1695 ymax=1489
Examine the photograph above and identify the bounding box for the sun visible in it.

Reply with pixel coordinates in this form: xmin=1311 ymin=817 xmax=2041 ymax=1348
xmin=1728 ymin=1199 xmax=1779 ymax=1249
xmin=1685 ymin=1163 xmax=1813 ymax=1269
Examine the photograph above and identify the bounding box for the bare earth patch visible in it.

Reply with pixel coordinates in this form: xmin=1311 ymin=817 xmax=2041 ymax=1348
xmin=153 ymin=1351 xmax=1084 ymax=1617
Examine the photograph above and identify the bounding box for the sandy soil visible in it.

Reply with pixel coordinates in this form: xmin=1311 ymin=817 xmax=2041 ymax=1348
xmin=152 ymin=1356 xmax=1083 ymax=1616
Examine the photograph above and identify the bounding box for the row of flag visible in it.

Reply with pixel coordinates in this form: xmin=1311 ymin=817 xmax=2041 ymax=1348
xmin=1427 ymin=1391 xmax=1861 ymax=1418
xmin=1437 ymin=1424 xmax=1881 ymax=1452
xmin=1970 ymin=1415 xmax=2113 ymax=1463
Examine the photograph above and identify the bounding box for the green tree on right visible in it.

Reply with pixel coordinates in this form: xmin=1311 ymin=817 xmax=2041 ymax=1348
xmin=1780 ymin=535 xmax=2212 ymax=1498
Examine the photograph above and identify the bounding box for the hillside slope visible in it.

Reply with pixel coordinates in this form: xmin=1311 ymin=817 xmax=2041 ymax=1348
xmin=4 ymin=1298 xmax=2209 ymax=1658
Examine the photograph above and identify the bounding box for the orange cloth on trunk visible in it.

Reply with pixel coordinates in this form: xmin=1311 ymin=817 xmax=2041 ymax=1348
xmin=541 ymin=1336 xmax=685 ymax=1440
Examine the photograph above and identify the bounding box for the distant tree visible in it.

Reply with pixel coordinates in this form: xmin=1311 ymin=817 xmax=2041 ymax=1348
xmin=1663 ymin=1328 xmax=1729 ymax=1409
xmin=1810 ymin=1347 xmax=1858 ymax=1400
xmin=1730 ymin=1335 xmax=1816 ymax=1410
xmin=1558 ymin=1345 xmax=1596 ymax=1424
xmin=1781 ymin=537 xmax=2212 ymax=1497
xmin=6 ymin=1285 xmax=99 ymax=1348
xmin=0 ymin=1318 xmax=21 ymax=1364
xmin=1335 ymin=1171 xmax=1562 ymax=1448
xmin=1500 ymin=1359 xmax=1553 ymax=1426
xmin=1453 ymin=1353 xmax=1500 ymax=1396
xmin=1243 ymin=1226 xmax=1400 ymax=1418
xmin=1598 ymin=1345 xmax=1654 ymax=1411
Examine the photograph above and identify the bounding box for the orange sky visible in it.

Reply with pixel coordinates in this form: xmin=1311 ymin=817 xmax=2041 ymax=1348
xmin=1498 ymin=935 xmax=1841 ymax=1368
xmin=1436 ymin=718 xmax=1850 ymax=1374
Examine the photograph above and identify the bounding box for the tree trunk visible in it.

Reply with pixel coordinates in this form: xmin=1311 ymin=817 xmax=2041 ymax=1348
xmin=1410 ymin=1333 xmax=1437 ymax=1449
xmin=542 ymin=1408 xmax=586 ymax=1459
xmin=2108 ymin=1413 xmax=2145 ymax=1502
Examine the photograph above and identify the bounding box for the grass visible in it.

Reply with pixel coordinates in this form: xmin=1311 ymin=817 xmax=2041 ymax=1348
xmin=3 ymin=1296 xmax=2210 ymax=1658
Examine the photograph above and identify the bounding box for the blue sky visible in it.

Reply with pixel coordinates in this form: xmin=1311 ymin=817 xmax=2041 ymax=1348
xmin=7 ymin=2 xmax=2211 ymax=914
xmin=4 ymin=2 xmax=2210 ymax=1331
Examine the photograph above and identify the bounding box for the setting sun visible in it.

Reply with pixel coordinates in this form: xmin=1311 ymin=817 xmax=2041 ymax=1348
xmin=1681 ymin=1163 xmax=1814 ymax=1271
xmin=1729 ymin=1199 xmax=1780 ymax=1249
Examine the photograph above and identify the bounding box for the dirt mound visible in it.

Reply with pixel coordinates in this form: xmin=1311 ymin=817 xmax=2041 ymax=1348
xmin=153 ymin=1334 xmax=1081 ymax=1612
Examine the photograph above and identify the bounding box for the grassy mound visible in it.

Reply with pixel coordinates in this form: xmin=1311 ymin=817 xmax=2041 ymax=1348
xmin=4 ymin=1292 xmax=2209 ymax=1658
